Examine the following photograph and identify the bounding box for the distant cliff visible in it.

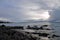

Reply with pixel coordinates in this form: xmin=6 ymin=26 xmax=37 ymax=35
xmin=0 ymin=21 xmax=11 ymax=23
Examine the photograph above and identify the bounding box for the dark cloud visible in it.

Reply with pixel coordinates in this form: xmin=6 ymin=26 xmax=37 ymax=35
xmin=49 ymin=8 xmax=60 ymax=21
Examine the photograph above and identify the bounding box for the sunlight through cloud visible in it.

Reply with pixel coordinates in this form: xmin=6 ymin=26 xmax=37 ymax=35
xmin=26 ymin=11 xmax=50 ymax=20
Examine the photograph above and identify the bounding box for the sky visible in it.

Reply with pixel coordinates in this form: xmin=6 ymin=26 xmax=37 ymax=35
xmin=0 ymin=0 xmax=60 ymax=22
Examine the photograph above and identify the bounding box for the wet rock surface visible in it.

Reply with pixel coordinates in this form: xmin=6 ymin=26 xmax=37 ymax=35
xmin=0 ymin=27 xmax=37 ymax=40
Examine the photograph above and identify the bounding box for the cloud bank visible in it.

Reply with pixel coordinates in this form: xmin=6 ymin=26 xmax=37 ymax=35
xmin=0 ymin=0 xmax=60 ymax=22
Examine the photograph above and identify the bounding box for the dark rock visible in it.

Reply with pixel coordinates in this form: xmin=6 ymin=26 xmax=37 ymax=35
xmin=27 ymin=25 xmax=39 ymax=30
xmin=52 ymin=34 xmax=60 ymax=38
xmin=39 ymin=33 xmax=49 ymax=37
xmin=41 ymin=25 xmax=48 ymax=27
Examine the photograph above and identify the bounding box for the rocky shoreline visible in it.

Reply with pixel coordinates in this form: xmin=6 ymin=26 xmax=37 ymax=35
xmin=0 ymin=25 xmax=60 ymax=40
xmin=0 ymin=26 xmax=37 ymax=40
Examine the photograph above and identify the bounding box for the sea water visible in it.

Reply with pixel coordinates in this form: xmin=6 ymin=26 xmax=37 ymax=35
xmin=0 ymin=22 xmax=60 ymax=40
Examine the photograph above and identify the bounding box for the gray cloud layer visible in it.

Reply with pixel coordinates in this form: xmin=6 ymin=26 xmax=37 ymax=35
xmin=0 ymin=0 xmax=60 ymax=22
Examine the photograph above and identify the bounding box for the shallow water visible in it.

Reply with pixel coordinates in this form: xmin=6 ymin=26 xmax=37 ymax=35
xmin=0 ymin=22 xmax=60 ymax=40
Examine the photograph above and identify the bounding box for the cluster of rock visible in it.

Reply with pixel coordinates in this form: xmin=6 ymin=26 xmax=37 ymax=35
xmin=0 ymin=26 xmax=37 ymax=40
xmin=25 ymin=25 xmax=60 ymax=40
xmin=0 ymin=24 xmax=60 ymax=40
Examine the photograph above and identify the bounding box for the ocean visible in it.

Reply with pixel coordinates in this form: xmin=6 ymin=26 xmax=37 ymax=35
xmin=0 ymin=22 xmax=60 ymax=40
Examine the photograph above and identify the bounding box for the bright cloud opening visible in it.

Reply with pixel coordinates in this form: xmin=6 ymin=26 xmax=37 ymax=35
xmin=40 ymin=11 xmax=50 ymax=20
xmin=27 ymin=11 xmax=50 ymax=20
